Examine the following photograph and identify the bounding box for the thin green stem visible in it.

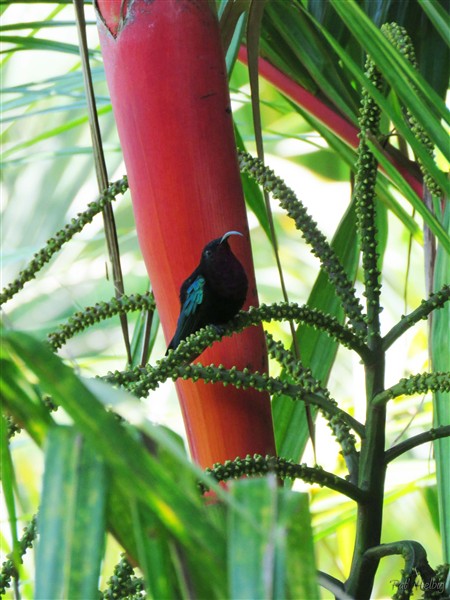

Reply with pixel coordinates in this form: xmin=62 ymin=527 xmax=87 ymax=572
xmin=362 ymin=541 xmax=436 ymax=600
xmin=346 ymin=353 xmax=387 ymax=599
xmin=202 ymin=454 xmax=366 ymax=502
xmin=0 ymin=177 xmax=128 ymax=306
xmin=106 ymin=362 xmax=365 ymax=438
xmin=385 ymin=426 xmax=450 ymax=464
xmin=382 ymin=284 xmax=450 ymax=350
xmin=74 ymin=0 xmax=132 ymax=363
xmin=347 ymin=55 xmax=387 ymax=583
xmin=373 ymin=371 xmax=450 ymax=407
xmin=47 ymin=292 xmax=155 ymax=350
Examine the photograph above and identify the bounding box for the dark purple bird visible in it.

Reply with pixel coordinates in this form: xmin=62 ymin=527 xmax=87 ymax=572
xmin=166 ymin=231 xmax=248 ymax=353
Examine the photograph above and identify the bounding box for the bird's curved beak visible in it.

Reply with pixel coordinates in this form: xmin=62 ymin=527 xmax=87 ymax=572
xmin=220 ymin=230 xmax=243 ymax=244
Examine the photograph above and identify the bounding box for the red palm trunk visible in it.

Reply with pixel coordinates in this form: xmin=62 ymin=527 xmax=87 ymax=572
xmin=95 ymin=0 xmax=276 ymax=468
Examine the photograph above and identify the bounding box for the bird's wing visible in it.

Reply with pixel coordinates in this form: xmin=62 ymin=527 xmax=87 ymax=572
xmin=182 ymin=275 xmax=205 ymax=317
xmin=168 ymin=275 xmax=206 ymax=351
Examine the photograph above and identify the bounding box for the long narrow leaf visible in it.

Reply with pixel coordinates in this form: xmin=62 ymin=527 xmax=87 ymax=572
xmin=417 ymin=0 xmax=450 ymax=49
xmin=264 ymin=1 xmax=359 ymax=122
xmin=313 ymin=16 xmax=449 ymax=194
xmin=0 ymin=35 xmax=100 ymax=57
xmin=431 ymin=202 xmax=450 ymax=561
xmin=291 ymin=100 xmax=421 ymax=240
xmin=228 ymin=477 xmax=278 ymax=599
xmin=2 ymin=331 xmax=225 ymax=574
xmin=228 ymin=477 xmax=319 ymax=599
xmin=329 ymin=0 xmax=450 ymax=135
xmin=35 ymin=427 xmax=107 ymax=600
xmin=284 ymin=490 xmax=319 ymax=599
xmin=0 ymin=20 xmax=96 ymax=31
xmin=367 ymin=138 xmax=450 ymax=253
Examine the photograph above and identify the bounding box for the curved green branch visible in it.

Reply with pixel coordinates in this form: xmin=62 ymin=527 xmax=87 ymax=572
xmin=361 ymin=540 xmax=436 ymax=600
xmin=200 ymin=454 xmax=366 ymax=503
xmin=382 ymin=23 xmax=442 ymax=197
xmin=105 ymin=359 xmax=365 ymax=438
xmin=238 ymin=150 xmax=367 ymax=335
xmin=160 ymin=302 xmax=370 ymax=362
xmin=0 ymin=516 xmax=37 ymax=596
xmin=382 ymin=284 xmax=450 ymax=350
xmin=47 ymin=292 xmax=155 ymax=350
xmin=266 ymin=333 xmax=359 ymax=478
xmin=373 ymin=371 xmax=450 ymax=406
xmin=0 ymin=177 xmax=129 ymax=307
xmin=385 ymin=426 xmax=450 ymax=464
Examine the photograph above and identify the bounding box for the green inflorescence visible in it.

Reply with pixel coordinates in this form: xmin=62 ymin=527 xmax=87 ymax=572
xmin=103 ymin=299 xmax=372 ymax=397
xmin=0 ymin=516 xmax=37 ymax=596
xmin=100 ymin=554 xmax=145 ymax=600
xmin=105 ymin=353 xmax=364 ymax=438
xmin=424 ymin=564 xmax=450 ymax=600
xmin=237 ymin=150 xmax=367 ymax=335
xmin=163 ymin=300 xmax=368 ymax=361
xmin=383 ymin=283 xmax=450 ymax=350
xmin=5 ymin=414 xmax=21 ymax=439
xmin=48 ymin=292 xmax=155 ymax=350
xmin=0 ymin=176 xmax=129 ymax=307
xmin=381 ymin=23 xmax=442 ymax=197
xmin=199 ymin=454 xmax=365 ymax=502
xmin=374 ymin=371 xmax=450 ymax=406
xmin=354 ymin=51 xmax=384 ymax=340
xmin=266 ymin=333 xmax=359 ymax=472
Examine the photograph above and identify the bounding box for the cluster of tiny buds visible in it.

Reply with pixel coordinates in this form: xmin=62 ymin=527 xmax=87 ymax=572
xmin=99 ymin=553 xmax=144 ymax=600
xmin=199 ymin=454 xmax=340 ymax=493
xmin=381 ymin=23 xmax=418 ymax=67
xmin=237 ymin=150 xmax=367 ymax=333
xmin=0 ymin=177 xmax=129 ymax=306
xmin=0 ymin=516 xmax=37 ymax=596
xmin=379 ymin=372 xmax=450 ymax=404
xmin=401 ymin=372 xmax=450 ymax=395
xmin=353 ymin=51 xmax=386 ymax=331
xmin=48 ymin=292 xmax=155 ymax=350
xmin=381 ymin=23 xmax=442 ymax=197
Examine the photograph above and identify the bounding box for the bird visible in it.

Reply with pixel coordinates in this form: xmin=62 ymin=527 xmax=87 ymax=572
xmin=166 ymin=231 xmax=248 ymax=353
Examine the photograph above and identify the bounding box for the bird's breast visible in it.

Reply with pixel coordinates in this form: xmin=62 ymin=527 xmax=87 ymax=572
xmin=206 ymin=258 xmax=248 ymax=303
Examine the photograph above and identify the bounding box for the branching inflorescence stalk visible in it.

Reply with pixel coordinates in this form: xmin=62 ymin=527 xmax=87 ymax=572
xmin=265 ymin=333 xmax=359 ymax=480
xmin=373 ymin=371 xmax=450 ymax=407
xmin=382 ymin=284 xmax=450 ymax=350
xmin=0 ymin=177 xmax=129 ymax=307
xmin=0 ymin=516 xmax=37 ymax=596
xmin=237 ymin=150 xmax=367 ymax=336
xmin=385 ymin=426 xmax=450 ymax=464
xmin=201 ymin=454 xmax=366 ymax=502
xmin=48 ymin=292 xmax=155 ymax=350
xmin=105 ymin=356 xmax=365 ymax=438
xmin=381 ymin=23 xmax=443 ymax=198
xmin=353 ymin=53 xmax=383 ymax=343
xmin=346 ymin=38 xmax=387 ymax=600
